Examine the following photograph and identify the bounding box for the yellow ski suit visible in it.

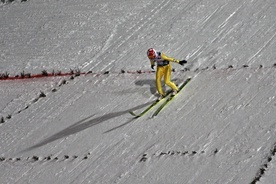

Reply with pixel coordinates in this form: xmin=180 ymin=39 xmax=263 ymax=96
xmin=149 ymin=52 xmax=180 ymax=96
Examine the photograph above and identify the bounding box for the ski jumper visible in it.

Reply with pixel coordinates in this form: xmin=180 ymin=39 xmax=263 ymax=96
xmin=149 ymin=52 xmax=180 ymax=96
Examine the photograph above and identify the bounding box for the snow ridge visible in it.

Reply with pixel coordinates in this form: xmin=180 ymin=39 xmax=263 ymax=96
xmin=0 ymin=152 xmax=92 ymax=164
xmin=139 ymin=149 xmax=209 ymax=163
xmin=251 ymin=143 xmax=276 ymax=184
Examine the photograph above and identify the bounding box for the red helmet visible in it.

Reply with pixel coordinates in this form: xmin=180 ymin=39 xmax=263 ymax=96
xmin=147 ymin=48 xmax=156 ymax=59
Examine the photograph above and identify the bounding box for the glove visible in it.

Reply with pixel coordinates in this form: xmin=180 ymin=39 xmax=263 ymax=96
xmin=151 ymin=65 xmax=155 ymax=70
xmin=179 ymin=60 xmax=187 ymax=66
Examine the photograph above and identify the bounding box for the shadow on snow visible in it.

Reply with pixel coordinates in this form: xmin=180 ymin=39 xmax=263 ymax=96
xmin=21 ymin=101 xmax=152 ymax=153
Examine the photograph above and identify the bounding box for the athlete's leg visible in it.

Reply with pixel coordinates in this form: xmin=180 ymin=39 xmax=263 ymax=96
xmin=164 ymin=64 xmax=178 ymax=91
xmin=156 ymin=66 xmax=165 ymax=96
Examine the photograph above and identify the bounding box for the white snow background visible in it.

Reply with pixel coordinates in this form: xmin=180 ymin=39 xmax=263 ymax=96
xmin=1 ymin=0 xmax=276 ymax=183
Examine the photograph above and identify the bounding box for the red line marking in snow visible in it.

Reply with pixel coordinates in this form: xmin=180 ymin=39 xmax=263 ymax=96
xmin=0 ymin=70 xmax=155 ymax=81
xmin=0 ymin=72 xmax=86 ymax=81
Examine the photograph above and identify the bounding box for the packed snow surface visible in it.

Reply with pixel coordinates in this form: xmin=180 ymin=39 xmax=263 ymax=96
xmin=0 ymin=0 xmax=275 ymax=183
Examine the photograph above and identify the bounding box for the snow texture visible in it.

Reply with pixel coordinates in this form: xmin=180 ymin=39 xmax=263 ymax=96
xmin=0 ymin=0 xmax=276 ymax=183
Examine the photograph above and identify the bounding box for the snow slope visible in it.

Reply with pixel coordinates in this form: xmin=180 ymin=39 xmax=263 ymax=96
xmin=0 ymin=0 xmax=276 ymax=183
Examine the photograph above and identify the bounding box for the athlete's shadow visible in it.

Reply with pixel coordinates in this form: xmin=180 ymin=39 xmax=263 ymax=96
xmin=20 ymin=102 xmax=152 ymax=153
xmin=135 ymin=78 xmax=181 ymax=95
xmin=135 ymin=79 xmax=156 ymax=95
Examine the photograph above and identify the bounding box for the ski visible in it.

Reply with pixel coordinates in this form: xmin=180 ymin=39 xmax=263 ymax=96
xmin=151 ymin=77 xmax=192 ymax=117
xmin=129 ymin=100 xmax=160 ymax=118
xmin=129 ymin=91 xmax=172 ymax=118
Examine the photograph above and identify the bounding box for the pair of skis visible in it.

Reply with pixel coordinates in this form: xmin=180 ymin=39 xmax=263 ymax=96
xmin=129 ymin=77 xmax=192 ymax=118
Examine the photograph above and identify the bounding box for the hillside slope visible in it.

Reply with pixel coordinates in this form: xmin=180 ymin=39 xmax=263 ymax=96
xmin=1 ymin=0 xmax=275 ymax=183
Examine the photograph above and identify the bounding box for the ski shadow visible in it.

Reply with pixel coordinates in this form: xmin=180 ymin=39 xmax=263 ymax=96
xmin=20 ymin=101 xmax=153 ymax=153
xmin=104 ymin=116 xmax=139 ymax=134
